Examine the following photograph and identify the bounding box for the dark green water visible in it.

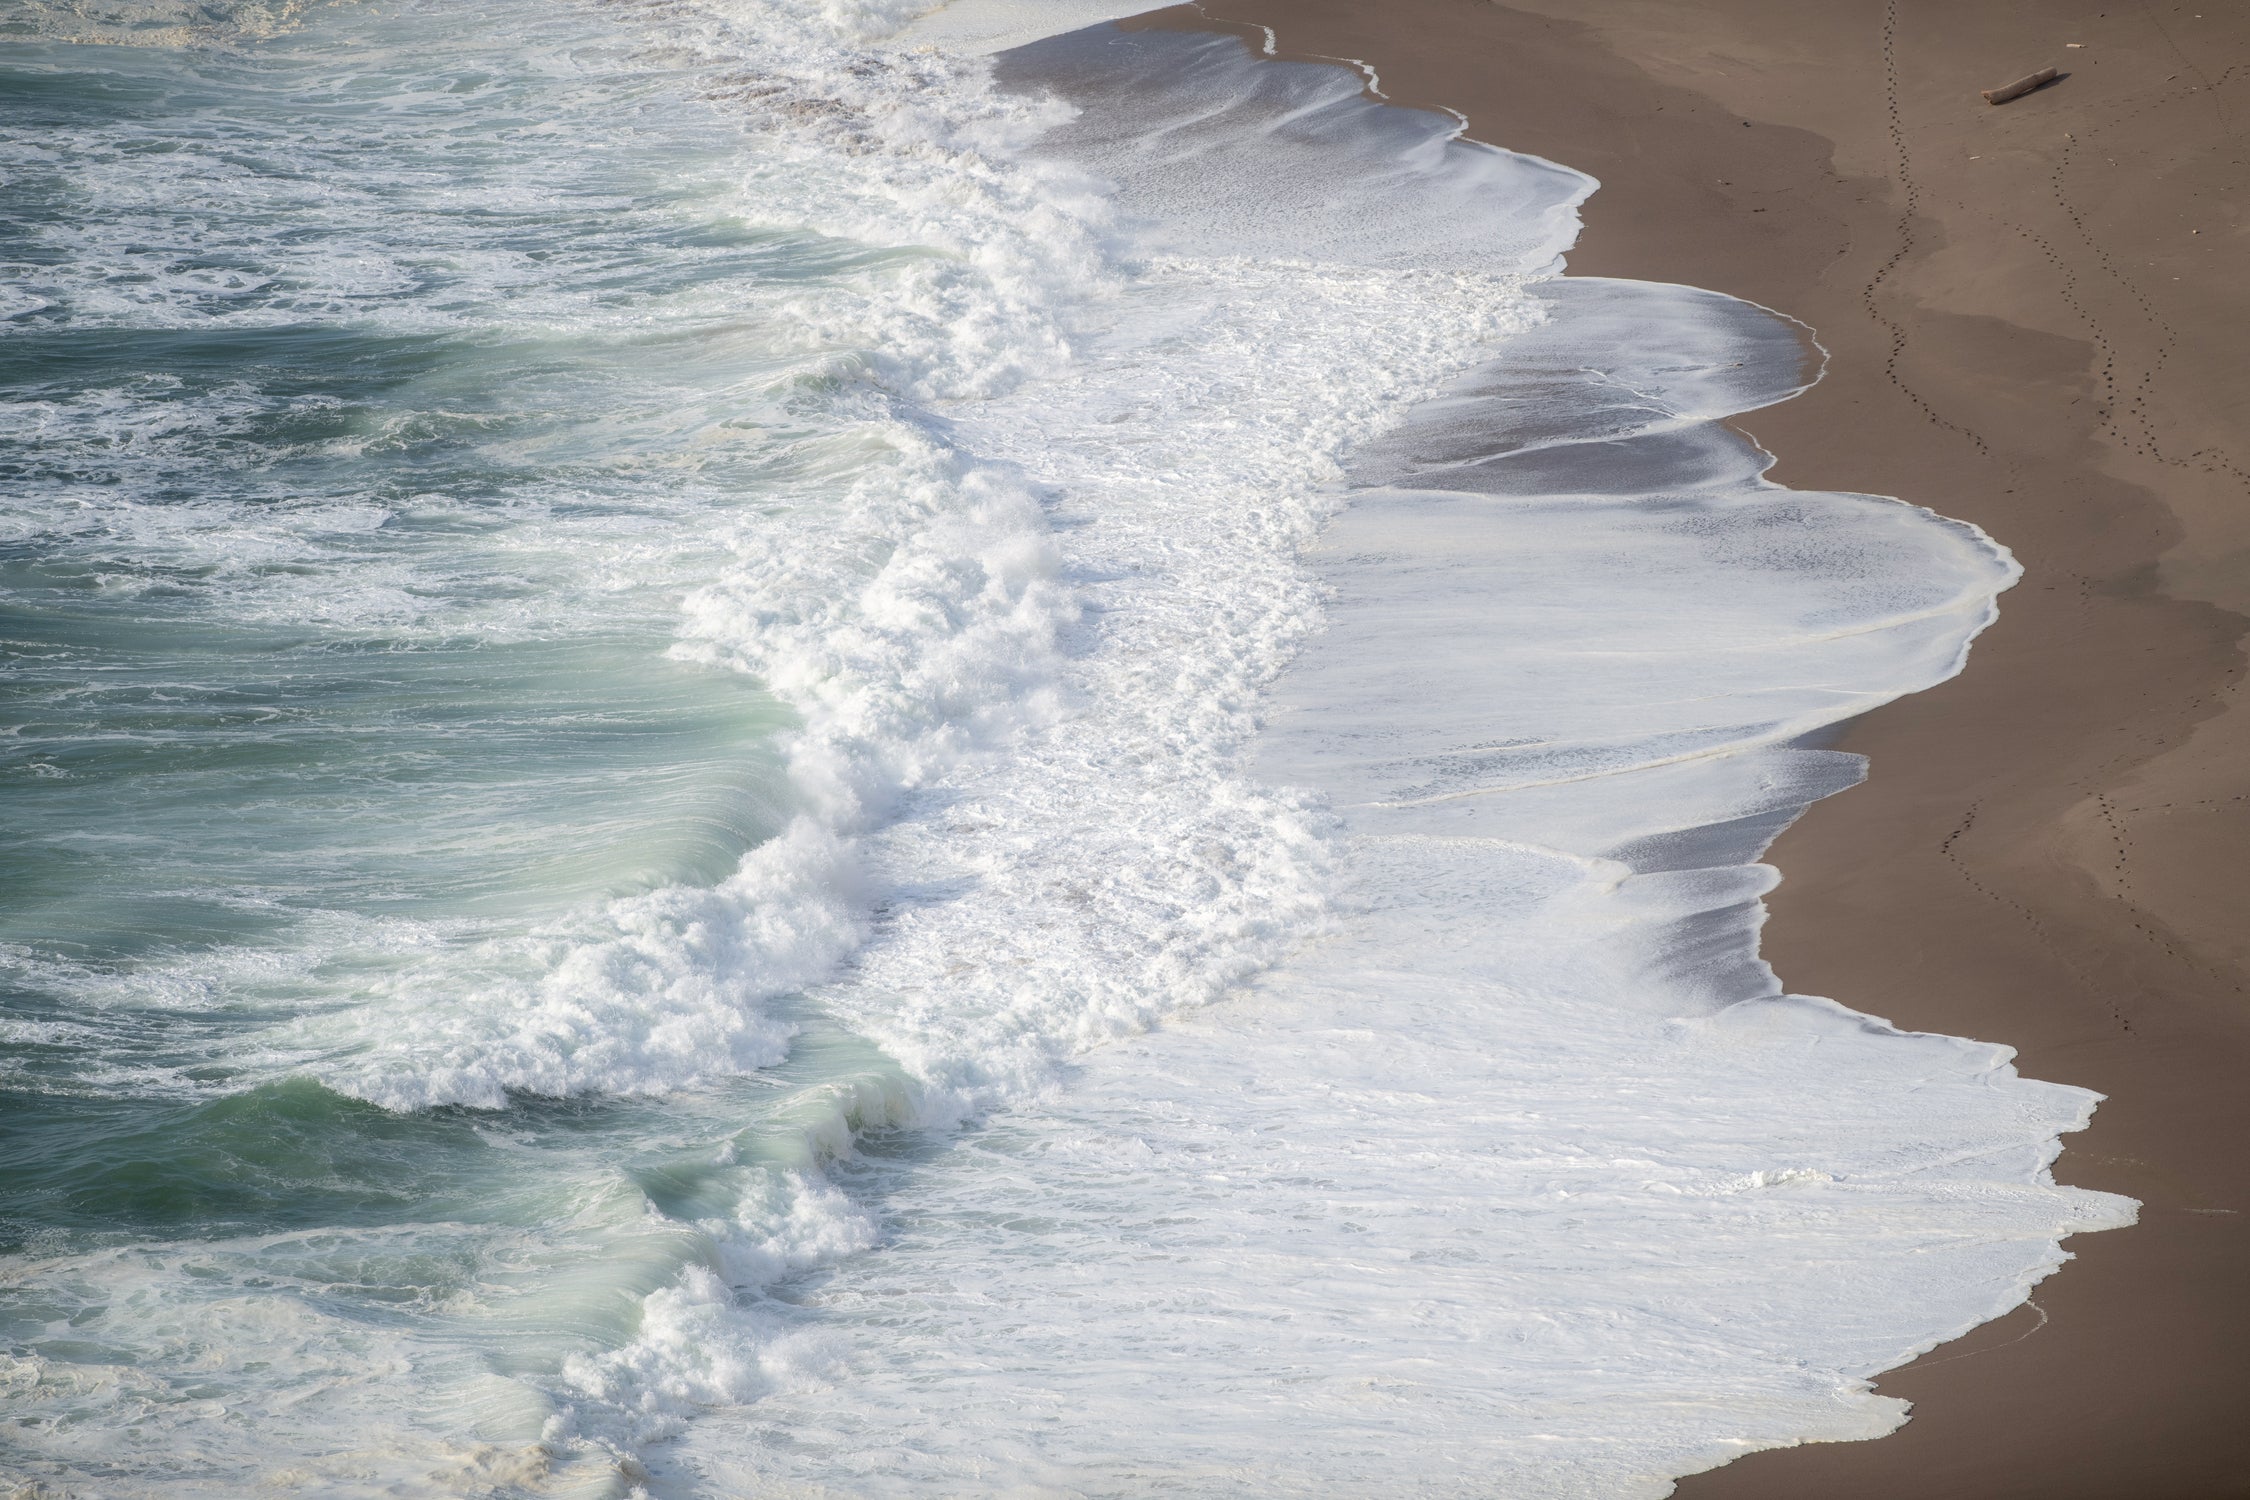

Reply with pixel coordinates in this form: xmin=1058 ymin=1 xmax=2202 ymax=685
xmin=0 ymin=0 xmax=932 ymax=1487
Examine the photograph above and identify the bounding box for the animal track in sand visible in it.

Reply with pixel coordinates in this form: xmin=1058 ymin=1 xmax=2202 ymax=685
xmin=2031 ymin=59 xmax=2250 ymax=1002
xmin=1876 ymin=24 xmax=2249 ymax=511
xmin=2043 ymin=63 xmax=2250 ymax=493
xmin=1880 ymin=18 xmax=2250 ymax=1015
xmin=1925 ymin=797 xmax=2124 ymax=1026
xmin=1863 ymin=0 xmax=1994 ymax=457
xmin=2089 ymin=790 xmax=2243 ymax=997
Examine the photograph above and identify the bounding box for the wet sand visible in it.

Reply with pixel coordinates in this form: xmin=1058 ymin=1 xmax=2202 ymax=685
xmin=1133 ymin=2 xmax=2250 ymax=1494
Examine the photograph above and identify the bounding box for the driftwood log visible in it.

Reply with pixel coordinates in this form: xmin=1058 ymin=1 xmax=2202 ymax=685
xmin=1983 ymin=66 xmax=2059 ymax=105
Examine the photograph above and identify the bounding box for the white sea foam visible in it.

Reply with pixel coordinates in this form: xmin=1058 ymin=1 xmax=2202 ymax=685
xmin=655 ymin=19 xmax=2132 ymax=1496
xmin=888 ymin=0 xmax=1157 ymax=55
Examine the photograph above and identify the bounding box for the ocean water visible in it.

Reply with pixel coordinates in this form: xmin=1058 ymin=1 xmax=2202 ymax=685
xmin=0 ymin=3 xmax=2131 ymax=1497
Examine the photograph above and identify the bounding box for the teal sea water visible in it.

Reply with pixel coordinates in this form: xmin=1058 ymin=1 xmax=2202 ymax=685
xmin=0 ymin=1 xmax=1022 ymax=1485
xmin=0 ymin=1 xmax=2131 ymax=1495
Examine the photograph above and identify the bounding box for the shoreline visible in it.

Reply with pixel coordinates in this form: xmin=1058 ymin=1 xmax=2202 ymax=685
xmin=1133 ymin=1 xmax=2250 ymax=1494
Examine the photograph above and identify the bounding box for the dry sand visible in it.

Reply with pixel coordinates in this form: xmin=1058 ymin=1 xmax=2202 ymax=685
xmin=1131 ymin=2 xmax=2250 ymax=1494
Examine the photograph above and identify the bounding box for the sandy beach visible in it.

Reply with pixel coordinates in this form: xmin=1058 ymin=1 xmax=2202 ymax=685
xmin=1135 ymin=1 xmax=2250 ymax=1493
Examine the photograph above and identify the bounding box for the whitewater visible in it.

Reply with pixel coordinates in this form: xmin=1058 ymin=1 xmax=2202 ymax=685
xmin=0 ymin=0 xmax=2130 ymax=1495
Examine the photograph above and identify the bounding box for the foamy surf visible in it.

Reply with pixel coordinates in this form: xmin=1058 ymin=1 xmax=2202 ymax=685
xmin=650 ymin=20 xmax=2132 ymax=1496
xmin=0 ymin=2 xmax=2129 ymax=1496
